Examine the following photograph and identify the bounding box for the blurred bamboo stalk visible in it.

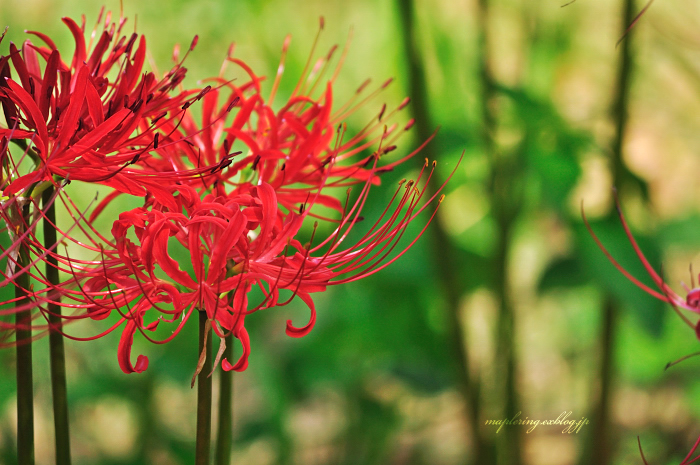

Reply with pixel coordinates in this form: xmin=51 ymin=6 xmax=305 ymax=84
xmin=582 ymin=296 xmax=618 ymax=465
xmin=580 ymin=1 xmax=635 ymax=464
xmin=15 ymin=200 xmax=34 ymax=465
xmin=491 ymin=196 xmax=522 ymax=465
xmin=42 ymin=186 xmax=72 ymax=465
xmin=196 ymin=312 xmax=213 ymax=465
xmin=611 ymin=0 xmax=635 ymax=186
xmin=475 ymin=0 xmax=524 ymax=463
xmin=395 ymin=1 xmax=487 ymax=463
xmin=215 ymin=335 xmax=233 ymax=465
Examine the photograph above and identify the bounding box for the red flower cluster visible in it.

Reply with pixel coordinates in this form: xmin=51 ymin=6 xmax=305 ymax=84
xmin=0 ymin=10 xmax=452 ymax=374
xmin=0 ymin=9 xmax=198 ymax=197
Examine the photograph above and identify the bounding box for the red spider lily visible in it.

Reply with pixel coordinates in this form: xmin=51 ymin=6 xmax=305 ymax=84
xmin=638 ymin=434 xmax=700 ymax=464
xmin=1 ymin=140 xmax=453 ymax=374
xmin=0 ymin=18 xmax=457 ymax=376
xmin=151 ymin=35 xmax=416 ymax=221
xmin=0 ymin=9 xmax=209 ymax=198
xmin=583 ymin=195 xmax=700 ymax=335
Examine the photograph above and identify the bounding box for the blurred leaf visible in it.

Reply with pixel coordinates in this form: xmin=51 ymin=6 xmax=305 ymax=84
xmin=658 ymin=214 xmax=700 ymax=249
xmin=237 ymin=420 xmax=275 ymax=443
xmin=341 ymin=387 xmax=398 ymax=465
xmin=496 ymin=85 xmax=589 ymax=213
xmin=454 ymin=214 xmax=498 ymax=258
xmin=459 ymin=249 xmax=494 ymax=292
xmin=539 ymin=257 xmax=589 ymax=291
xmin=530 ymin=144 xmax=581 ymax=208
xmin=434 ymin=128 xmax=478 ymax=164
xmin=390 ymin=364 xmax=449 ymax=392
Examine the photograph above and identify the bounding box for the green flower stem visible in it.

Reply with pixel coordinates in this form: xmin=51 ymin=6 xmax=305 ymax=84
xmin=196 ymin=311 xmax=213 ymax=465
xmin=215 ymin=334 xmax=233 ymax=465
xmin=42 ymin=186 xmax=72 ymax=465
xmin=14 ymin=200 xmax=34 ymax=465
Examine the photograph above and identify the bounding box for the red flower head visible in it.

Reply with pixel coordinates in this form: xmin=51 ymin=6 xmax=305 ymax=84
xmin=80 ymin=182 xmax=326 ymax=373
xmin=0 ymin=8 xmax=206 ymax=198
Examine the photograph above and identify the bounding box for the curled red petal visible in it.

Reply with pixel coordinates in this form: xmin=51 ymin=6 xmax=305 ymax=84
xmin=222 ymin=327 xmax=250 ymax=372
xmin=152 ymin=225 xmax=198 ymax=289
xmin=118 ymin=317 xmax=149 ymax=374
xmin=285 ymin=292 xmax=316 ymax=338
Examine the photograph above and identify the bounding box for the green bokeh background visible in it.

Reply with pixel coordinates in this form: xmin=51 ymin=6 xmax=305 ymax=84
xmin=2 ymin=0 xmax=700 ymax=464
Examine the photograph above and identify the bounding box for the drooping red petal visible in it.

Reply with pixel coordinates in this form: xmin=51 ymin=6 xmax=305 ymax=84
xmin=285 ymin=292 xmax=316 ymax=338
xmin=151 ymin=223 xmax=198 ymax=289
xmin=117 ymin=316 xmax=149 ymax=374
xmin=221 ymin=326 xmax=250 ymax=372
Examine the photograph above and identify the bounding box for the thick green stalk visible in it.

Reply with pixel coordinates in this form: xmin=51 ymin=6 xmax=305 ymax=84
xmin=395 ymin=1 xmax=485 ymax=463
xmin=14 ymin=200 xmax=34 ymax=465
xmin=215 ymin=335 xmax=233 ymax=465
xmin=196 ymin=311 xmax=213 ymax=465
xmin=42 ymin=186 xmax=72 ymax=465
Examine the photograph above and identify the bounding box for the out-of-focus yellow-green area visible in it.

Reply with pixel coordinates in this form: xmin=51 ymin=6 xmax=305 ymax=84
xmin=2 ymin=0 xmax=700 ymax=464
